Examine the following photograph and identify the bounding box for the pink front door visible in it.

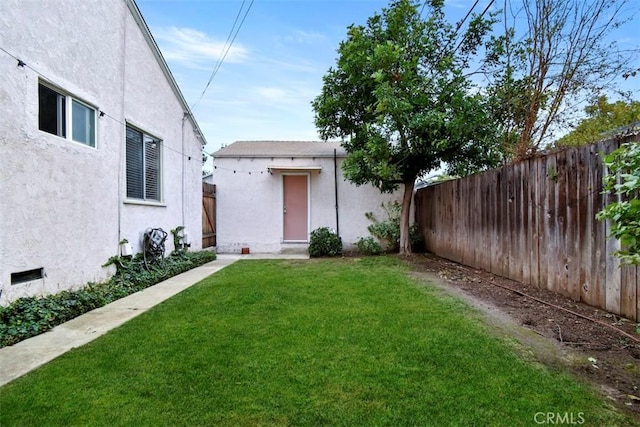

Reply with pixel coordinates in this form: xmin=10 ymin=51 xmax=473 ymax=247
xmin=283 ymin=174 xmax=308 ymax=241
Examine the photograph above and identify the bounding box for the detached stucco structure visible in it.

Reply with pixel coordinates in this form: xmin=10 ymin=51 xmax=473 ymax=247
xmin=0 ymin=0 xmax=205 ymax=304
xmin=212 ymin=141 xmax=403 ymax=254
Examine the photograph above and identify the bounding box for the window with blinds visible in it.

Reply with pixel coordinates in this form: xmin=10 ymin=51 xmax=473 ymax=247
xmin=126 ymin=125 xmax=162 ymax=202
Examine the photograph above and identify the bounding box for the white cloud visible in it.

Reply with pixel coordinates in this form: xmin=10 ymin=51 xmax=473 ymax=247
xmin=282 ymin=30 xmax=328 ymax=45
xmin=153 ymin=26 xmax=249 ymax=69
xmin=256 ymin=86 xmax=289 ymax=102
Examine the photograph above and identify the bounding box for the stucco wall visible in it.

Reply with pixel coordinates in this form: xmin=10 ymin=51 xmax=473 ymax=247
xmin=0 ymin=0 xmax=203 ymax=304
xmin=213 ymin=156 xmax=404 ymax=253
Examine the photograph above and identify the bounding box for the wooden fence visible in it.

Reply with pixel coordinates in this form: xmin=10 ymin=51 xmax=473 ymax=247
xmin=202 ymin=183 xmax=216 ymax=248
xmin=415 ymin=137 xmax=639 ymax=321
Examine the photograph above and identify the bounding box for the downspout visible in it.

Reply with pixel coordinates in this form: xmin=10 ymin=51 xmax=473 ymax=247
xmin=117 ymin=3 xmax=128 ymax=246
xmin=334 ymin=148 xmax=339 ymax=238
xmin=181 ymin=114 xmax=186 ymax=229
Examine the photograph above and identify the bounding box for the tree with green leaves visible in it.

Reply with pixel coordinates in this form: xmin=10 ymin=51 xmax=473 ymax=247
xmin=312 ymin=0 xmax=502 ymax=255
xmin=597 ymin=141 xmax=640 ymax=265
xmin=555 ymin=96 xmax=640 ymax=148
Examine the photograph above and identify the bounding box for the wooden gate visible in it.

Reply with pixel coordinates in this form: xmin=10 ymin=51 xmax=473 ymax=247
xmin=202 ymin=183 xmax=216 ymax=248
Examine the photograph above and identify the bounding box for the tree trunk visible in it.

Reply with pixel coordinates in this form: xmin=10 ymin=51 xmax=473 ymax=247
xmin=398 ymin=180 xmax=415 ymax=256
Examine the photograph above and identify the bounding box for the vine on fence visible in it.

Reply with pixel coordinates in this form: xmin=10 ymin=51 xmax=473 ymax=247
xmin=597 ymin=142 xmax=640 ymax=265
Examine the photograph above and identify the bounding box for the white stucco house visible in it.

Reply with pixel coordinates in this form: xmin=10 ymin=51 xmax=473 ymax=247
xmin=0 ymin=0 xmax=205 ymax=304
xmin=211 ymin=141 xmax=404 ymax=254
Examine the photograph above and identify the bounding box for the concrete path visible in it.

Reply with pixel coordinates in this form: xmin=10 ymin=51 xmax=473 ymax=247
xmin=0 ymin=253 xmax=308 ymax=387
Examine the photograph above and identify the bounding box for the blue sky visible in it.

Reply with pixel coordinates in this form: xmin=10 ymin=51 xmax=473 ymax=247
xmin=135 ymin=0 xmax=639 ymax=171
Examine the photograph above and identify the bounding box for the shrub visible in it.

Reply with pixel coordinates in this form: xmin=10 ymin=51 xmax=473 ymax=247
xmin=308 ymin=227 xmax=343 ymax=257
xmin=0 ymin=250 xmax=217 ymax=348
xmin=357 ymin=237 xmax=383 ymax=255
xmin=365 ymin=203 xmax=401 ymax=251
xmin=365 ymin=201 xmax=424 ymax=252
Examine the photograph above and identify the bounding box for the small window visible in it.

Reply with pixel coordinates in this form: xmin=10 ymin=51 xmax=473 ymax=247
xmin=72 ymin=100 xmax=96 ymax=146
xmin=38 ymin=84 xmax=66 ymax=137
xmin=126 ymin=125 xmax=162 ymax=202
xmin=38 ymin=82 xmax=96 ymax=147
xmin=11 ymin=268 xmax=44 ymax=285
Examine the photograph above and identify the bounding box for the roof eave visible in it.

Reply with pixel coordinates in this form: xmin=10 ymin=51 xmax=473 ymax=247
xmin=213 ymin=153 xmax=346 ymax=159
xmin=125 ymin=0 xmax=207 ymax=146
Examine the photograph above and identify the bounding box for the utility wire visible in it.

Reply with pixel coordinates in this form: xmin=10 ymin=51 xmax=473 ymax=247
xmin=190 ymin=0 xmax=247 ymax=110
xmin=451 ymin=0 xmax=496 ymax=55
xmin=191 ymin=0 xmax=255 ymax=111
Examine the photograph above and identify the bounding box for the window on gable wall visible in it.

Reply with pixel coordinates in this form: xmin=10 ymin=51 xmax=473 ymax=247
xmin=126 ymin=125 xmax=162 ymax=202
xmin=38 ymin=82 xmax=96 ymax=147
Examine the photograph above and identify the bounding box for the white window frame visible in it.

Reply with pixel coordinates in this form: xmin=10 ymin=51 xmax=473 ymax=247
xmin=38 ymin=81 xmax=97 ymax=148
xmin=125 ymin=124 xmax=163 ymax=203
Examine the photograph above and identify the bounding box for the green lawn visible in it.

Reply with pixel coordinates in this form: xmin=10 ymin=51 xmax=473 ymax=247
xmin=1 ymin=257 xmax=636 ymax=426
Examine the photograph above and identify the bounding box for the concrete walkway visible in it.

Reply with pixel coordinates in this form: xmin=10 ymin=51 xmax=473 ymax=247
xmin=0 ymin=253 xmax=308 ymax=387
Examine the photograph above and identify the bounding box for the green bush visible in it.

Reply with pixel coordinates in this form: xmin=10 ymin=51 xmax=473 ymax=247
xmin=365 ymin=204 xmax=400 ymax=251
xmin=365 ymin=201 xmax=423 ymax=252
xmin=357 ymin=237 xmax=383 ymax=255
xmin=0 ymin=250 xmax=217 ymax=348
xmin=308 ymin=227 xmax=343 ymax=257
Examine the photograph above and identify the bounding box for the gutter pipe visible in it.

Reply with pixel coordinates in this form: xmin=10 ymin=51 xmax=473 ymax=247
xmin=334 ymin=148 xmax=340 ymax=237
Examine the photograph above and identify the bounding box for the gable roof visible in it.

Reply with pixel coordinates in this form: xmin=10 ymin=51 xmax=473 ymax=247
xmin=213 ymin=141 xmax=348 ymax=158
xmin=126 ymin=0 xmax=207 ymax=146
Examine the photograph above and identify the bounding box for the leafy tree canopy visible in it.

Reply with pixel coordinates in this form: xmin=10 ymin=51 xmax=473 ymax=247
xmin=312 ymin=0 xmax=502 ymax=254
xmin=555 ymin=96 xmax=640 ymax=148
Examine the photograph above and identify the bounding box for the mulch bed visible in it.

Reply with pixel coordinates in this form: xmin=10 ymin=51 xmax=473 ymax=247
xmin=404 ymin=253 xmax=640 ymax=418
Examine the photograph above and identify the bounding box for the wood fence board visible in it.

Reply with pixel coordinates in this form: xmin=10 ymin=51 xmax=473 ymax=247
xmin=519 ymin=161 xmax=529 ymax=283
xmin=428 ymin=188 xmax=436 ymax=248
xmin=504 ymin=167 xmax=513 ymax=277
xmin=471 ymin=176 xmax=479 ymax=268
xmin=489 ymin=171 xmax=498 ymax=272
xmin=530 ymin=158 xmax=541 ymax=287
xmin=458 ymin=179 xmax=469 ymax=265
xmin=508 ymin=163 xmax=519 ymax=281
xmin=451 ymin=181 xmax=459 ymax=261
xmin=592 ymin=145 xmax=607 ymax=310
xmin=496 ymin=169 xmax=507 ymax=277
xmin=520 ymin=161 xmax=531 ymax=285
xmin=440 ymin=184 xmax=449 ymax=259
xmin=481 ymin=172 xmax=494 ymax=271
xmin=457 ymin=179 xmax=464 ymax=264
xmin=565 ymin=151 xmax=579 ymax=300
xmin=557 ymin=153 xmax=571 ymax=297
xmin=545 ymin=155 xmax=558 ymax=293
xmin=577 ymin=145 xmax=591 ymax=305
xmin=620 ymin=265 xmax=638 ymax=320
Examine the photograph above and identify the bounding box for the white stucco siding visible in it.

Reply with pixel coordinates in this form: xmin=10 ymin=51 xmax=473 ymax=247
xmin=331 ymin=159 xmax=403 ymax=249
xmin=213 ymin=155 xmax=404 ymax=253
xmin=0 ymin=0 xmax=203 ymax=304
xmin=215 ymin=161 xmax=284 ymax=253
xmin=0 ymin=1 xmax=126 ymax=303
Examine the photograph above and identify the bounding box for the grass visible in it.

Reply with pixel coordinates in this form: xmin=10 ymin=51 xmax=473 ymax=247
xmin=1 ymin=257 xmax=636 ymax=426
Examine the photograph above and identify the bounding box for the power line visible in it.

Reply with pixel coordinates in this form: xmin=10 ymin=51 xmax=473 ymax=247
xmin=191 ymin=0 xmax=255 ymax=112
xmin=451 ymin=0 xmax=496 ymax=55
